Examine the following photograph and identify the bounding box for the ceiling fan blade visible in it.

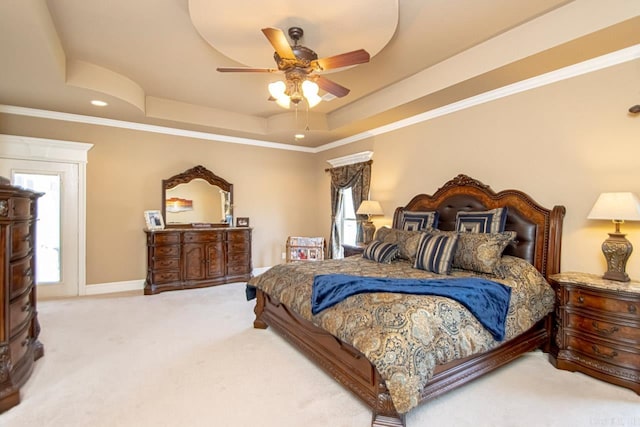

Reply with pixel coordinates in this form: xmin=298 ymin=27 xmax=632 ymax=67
xmin=216 ymin=67 xmax=278 ymax=73
xmin=312 ymin=49 xmax=370 ymax=71
xmin=314 ymin=75 xmax=350 ymax=98
xmin=261 ymin=27 xmax=295 ymax=60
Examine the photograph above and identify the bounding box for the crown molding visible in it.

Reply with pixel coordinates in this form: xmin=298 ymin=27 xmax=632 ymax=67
xmin=1 ymin=44 xmax=638 ymax=154
xmin=315 ymin=43 xmax=640 ymax=152
xmin=326 ymin=151 xmax=373 ymax=168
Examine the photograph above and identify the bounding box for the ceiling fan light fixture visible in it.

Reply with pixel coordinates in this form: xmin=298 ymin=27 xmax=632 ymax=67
xmin=302 ymin=80 xmax=322 ymax=107
xmin=268 ymin=81 xmax=291 ymax=108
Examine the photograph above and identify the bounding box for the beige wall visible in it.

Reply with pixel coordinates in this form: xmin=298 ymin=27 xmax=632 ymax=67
xmin=0 ymin=114 xmax=325 ymax=284
xmin=317 ymin=58 xmax=640 ymax=279
xmin=1 ymin=58 xmax=639 ymax=286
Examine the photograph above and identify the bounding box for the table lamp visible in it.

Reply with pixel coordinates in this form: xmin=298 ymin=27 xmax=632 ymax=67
xmin=356 ymin=200 xmax=384 ymax=244
xmin=587 ymin=192 xmax=640 ymax=282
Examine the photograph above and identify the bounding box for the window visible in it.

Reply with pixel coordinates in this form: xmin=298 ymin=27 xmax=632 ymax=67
xmin=340 ymin=187 xmax=357 ymax=246
xmin=14 ymin=173 xmax=61 ymax=283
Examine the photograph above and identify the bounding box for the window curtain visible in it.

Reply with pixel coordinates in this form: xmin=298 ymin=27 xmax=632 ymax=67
xmin=327 ymin=160 xmax=372 ymax=258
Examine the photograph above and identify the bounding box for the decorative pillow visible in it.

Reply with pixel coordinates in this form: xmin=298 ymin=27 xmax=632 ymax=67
xmin=456 ymin=208 xmax=507 ymax=233
xmin=400 ymin=210 xmax=439 ymax=231
xmin=452 ymin=231 xmax=516 ymax=274
xmin=413 ymin=232 xmax=459 ymax=274
xmin=363 ymin=241 xmax=399 ymax=264
xmin=377 ymin=228 xmax=423 ymax=261
xmin=373 ymin=226 xmax=393 ymax=242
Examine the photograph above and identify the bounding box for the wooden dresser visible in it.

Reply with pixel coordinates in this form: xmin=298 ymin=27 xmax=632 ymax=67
xmin=0 ymin=178 xmax=43 ymax=412
xmin=144 ymin=227 xmax=252 ymax=295
xmin=550 ymin=272 xmax=640 ymax=394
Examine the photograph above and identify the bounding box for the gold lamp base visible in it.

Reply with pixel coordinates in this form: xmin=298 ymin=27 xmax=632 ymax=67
xmin=361 ymin=220 xmax=376 ymax=244
xmin=601 ymin=232 xmax=632 ymax=282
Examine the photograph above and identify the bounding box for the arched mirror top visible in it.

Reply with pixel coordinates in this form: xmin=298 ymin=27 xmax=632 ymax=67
xmin=162 ymin=165 xmax=233 ymax=228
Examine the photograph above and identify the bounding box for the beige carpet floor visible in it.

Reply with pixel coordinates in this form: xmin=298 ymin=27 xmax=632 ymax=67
xmin=2 ymin=283 xmax=639 ymax=427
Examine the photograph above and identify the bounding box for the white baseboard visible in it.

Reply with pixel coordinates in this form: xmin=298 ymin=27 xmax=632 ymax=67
xmin=84 ymin=267 xmax=272 ymax=296
xmin=84 ymin=279 xmax=144 ymax=295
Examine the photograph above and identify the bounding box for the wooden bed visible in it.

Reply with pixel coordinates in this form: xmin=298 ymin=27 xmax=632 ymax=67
xmin=252 ymin=174 xmax=565 ymax=426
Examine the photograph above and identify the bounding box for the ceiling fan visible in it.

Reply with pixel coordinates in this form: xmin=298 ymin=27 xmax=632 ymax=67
xmin=216 ymin=27 xmax=370 ymax=108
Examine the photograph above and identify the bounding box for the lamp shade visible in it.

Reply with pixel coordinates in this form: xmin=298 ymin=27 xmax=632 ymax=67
xmin=356 ymin=200 xmax=384 ymax=216
xmin=587 ymin=192 xmax=640 ymax=221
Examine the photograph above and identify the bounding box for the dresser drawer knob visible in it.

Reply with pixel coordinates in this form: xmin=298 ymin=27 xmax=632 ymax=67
xmin=22 ymin=234 xmax=31 ymax=242
xmin=21 ymin=338 xmax=30 ymax=347
xmin=629 ymin=304 xmax=637 ymax=314
xmin=21 ymin=302 xmax=31 ymax=312
xmin=577 ymin=295 xmax=585 ymax=304
xmin=592 ymin=345 xmax=618 ymax=360
xmin=591 ymin=321 xmax=619 ymax=336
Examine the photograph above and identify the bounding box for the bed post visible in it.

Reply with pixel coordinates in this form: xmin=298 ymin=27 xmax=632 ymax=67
xmin=253 ymin=289 xmax=268 ymax=329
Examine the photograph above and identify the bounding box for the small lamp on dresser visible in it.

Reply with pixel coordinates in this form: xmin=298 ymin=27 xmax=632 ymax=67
xmin=356 ymin=200 xmax=384 ymax=244
xmin=587 ymin=192 xmax=640 ymax=282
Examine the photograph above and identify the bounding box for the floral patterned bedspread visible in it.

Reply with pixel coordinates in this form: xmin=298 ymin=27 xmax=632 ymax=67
xmin=248 ymin=255 xmax=555 ymax=414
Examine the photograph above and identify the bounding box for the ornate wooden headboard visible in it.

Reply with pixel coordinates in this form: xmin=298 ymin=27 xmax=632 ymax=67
xmin=392 ymin=174 xmax=565 ymax=279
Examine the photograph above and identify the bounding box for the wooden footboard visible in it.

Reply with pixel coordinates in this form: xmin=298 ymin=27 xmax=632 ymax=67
xmin=254 ymin=287 xmax=550 ymax=427
xmin=254 ymin=289 xmax=405 ymax=426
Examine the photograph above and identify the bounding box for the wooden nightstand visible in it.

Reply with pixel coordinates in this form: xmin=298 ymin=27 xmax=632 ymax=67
xmin=549 ymin=272 xmax=640 ymax=394
xmin=342 ymin=243 xmax=365 ymax=257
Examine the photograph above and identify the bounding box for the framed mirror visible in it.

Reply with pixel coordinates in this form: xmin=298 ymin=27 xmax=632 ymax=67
xmin=162 ymin=165 xmax=233 ymax=227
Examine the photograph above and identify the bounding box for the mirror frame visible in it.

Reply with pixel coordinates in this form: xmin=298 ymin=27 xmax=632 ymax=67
xmin=162 ymin=165 xmax=233 ymax=228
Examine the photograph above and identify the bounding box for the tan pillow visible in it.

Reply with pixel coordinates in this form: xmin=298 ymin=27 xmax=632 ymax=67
xmin=434 ymin=230 xmax=516 ymax=274
xmin=375 ymin=228 xmax=423 ymax=261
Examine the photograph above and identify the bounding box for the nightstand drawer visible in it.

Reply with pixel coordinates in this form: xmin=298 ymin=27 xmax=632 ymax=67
xmin=567 ymin=312 xmax=640 ymax=343
xmin=565 ymin=333 xmax=640 ymax=371
xmin=567 ymin=289 xmax=639 ymax=317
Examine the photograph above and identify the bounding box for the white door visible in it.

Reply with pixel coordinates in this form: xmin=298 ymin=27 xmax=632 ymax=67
xmin=0 ymin=159 xmax=80 ymax=297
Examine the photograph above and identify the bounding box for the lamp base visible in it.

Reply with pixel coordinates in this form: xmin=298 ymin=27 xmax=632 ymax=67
xmin=601 ymin=232 xmax=632 ymax=282
xmin=361 ymin=220 xmax=376 ymax=244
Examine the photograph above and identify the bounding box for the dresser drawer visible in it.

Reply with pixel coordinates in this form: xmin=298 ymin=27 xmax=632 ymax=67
xmin=567 ymin=288 xmax=639 ymax=318
xmin=10 ymin=222 xmax=33 ymax=260
xmin=9 ymin=291 xmax=33 ymax=336
xmin=228 ymin=252 xmax=249 ymax=264
xmin=565 ymin=333 xmax=640 ymax=371
xmin=228 ymin=241 xmax=250 ymax=253
xmin=10 ymin=197 xmax=32 ymax=219
xmin=10 ymin=256 xmax=34 ymax=299
xmin=152 ymin=245 xmax=180 ymax=258
xmin=566 ymin=312 xmax=640 ymax=344
xmin=184 ymin=231 xmax=223 ymax=243
xmin=227 ymin=263 xmax=251 ymax=276
xmin=149 ymin=232 xmax=180 ymax=245
xmin=228 ymin=230 xmax=250 ymax=242
xmin=152 ymin=257 xmax=180 ymax=270
xmin=10 ymin=323 xmax=31 ymax=366
xmin=151 ymin=270 xmax=181 ymax=284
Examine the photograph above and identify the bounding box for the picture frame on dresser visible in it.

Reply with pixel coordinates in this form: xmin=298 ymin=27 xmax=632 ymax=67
xmin=144 ymin=210 xmax=164 ymax=230
xmin=236 ymin=217 xmax=249 ymax=227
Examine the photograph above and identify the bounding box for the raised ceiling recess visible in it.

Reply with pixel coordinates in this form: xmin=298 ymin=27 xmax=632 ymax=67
xmin=188 ymin=0 xmax=398 ymax=70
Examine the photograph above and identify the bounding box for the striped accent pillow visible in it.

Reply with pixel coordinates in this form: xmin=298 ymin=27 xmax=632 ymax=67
xmin=363 ymin=241 xmax=399 ymax=264
xmin=456 ymin=208 xmax=507 ymax=233
xmin=413 ymin=232 xmax=459 ymax=274
xmin=401 ymin=210 xmax=439 ymax=231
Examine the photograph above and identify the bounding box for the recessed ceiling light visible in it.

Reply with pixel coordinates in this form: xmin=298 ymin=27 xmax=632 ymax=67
xmin=294 ymin=133 xmax=305 ymax=140
xmin=91 ymin=100 xmax=108 ymax=107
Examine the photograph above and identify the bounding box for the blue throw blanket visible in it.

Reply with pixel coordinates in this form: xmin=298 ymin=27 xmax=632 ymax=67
xmin=312 ymin=274 xmax=511 ymax=341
